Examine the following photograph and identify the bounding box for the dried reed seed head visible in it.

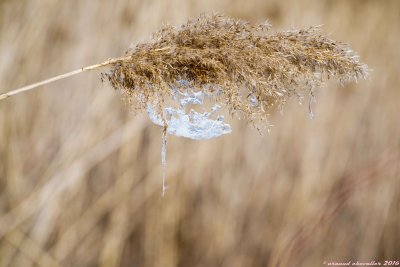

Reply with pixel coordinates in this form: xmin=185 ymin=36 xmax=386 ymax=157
xmin=103 ymin=13 xmax=368 ymax=123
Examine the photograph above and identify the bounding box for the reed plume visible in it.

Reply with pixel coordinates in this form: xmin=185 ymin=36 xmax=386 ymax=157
xmin=1 ymin=13 xmax=368 ymax=124
xmin=104 ymin=13 xmax=368 ymax=122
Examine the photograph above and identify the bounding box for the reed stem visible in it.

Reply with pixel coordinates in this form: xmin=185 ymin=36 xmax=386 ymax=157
xmin=0 ymin=56 xmax=131 ymax=101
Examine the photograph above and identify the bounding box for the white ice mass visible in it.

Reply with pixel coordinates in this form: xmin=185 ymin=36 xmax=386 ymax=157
xmin=146 ymin=89 xmax=232 ymax=140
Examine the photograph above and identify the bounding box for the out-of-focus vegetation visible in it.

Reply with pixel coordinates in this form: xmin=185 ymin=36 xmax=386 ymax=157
xmin=0 ymin=1 xmax=399 ymax=266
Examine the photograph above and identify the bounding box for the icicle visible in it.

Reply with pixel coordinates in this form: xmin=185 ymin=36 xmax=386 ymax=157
xmin=308 ymin=92 xmax=316 ymax=120
xmin=161 ymin=126 xmax=167 ymax=196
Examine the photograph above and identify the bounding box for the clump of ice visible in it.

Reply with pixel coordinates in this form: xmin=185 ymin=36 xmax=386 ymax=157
xmin=147 ymin=89 xmax=232 ymax=140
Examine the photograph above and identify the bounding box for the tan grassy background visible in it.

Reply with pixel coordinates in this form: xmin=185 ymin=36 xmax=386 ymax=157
xmin=0 ymin=0 xmax=399 ymax=266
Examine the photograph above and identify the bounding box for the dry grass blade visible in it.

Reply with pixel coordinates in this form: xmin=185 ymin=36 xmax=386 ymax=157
xmin=104 ymin=13 xmax=368 ymax=123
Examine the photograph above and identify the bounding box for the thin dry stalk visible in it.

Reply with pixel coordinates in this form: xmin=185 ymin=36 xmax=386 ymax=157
xmin=0 ymin=56 xmax=131 ymax=100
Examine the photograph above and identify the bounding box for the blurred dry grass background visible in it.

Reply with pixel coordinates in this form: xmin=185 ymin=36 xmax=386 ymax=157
xmin=0 ymin=0 xmax=399 ymax=266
